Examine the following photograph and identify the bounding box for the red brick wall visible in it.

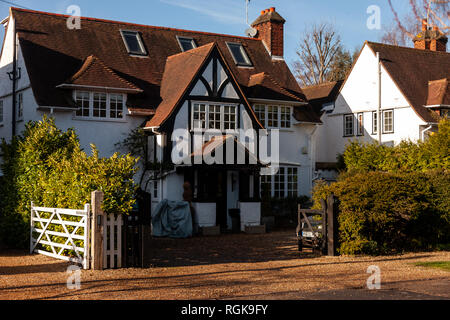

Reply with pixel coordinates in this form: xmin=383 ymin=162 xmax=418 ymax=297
xmin=255 ymin=21 xmax=284 ymax=57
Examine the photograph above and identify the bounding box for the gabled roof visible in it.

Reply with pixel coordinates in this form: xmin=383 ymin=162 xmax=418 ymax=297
xmin=145 ymin=43 xmax=215 ymax=128
xmin=9 ymin=7 xmax=306 ymax=113
xmin=426 ymin=78 xmax=449 ymax=106
xmin=366 ymin=42 xmax=450 ymax=123
xmin=58 ymin=55 xmax=143 ymax=93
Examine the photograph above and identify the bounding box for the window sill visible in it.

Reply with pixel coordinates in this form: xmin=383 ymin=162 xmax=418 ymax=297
xmin=72 ymin=116 xmax=127 ymax=123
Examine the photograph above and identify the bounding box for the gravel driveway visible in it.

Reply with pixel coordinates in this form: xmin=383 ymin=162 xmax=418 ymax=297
xmin=0 ymin=230 xmax=449 ymax=300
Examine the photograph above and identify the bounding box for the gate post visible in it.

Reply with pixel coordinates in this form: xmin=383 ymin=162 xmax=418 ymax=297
xmin=91 ymin=190 xmax=105 ymax=270
xmin=326 ymin=194 xmax=339 ymax=256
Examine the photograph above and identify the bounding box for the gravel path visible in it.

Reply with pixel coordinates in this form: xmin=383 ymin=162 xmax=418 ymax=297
xmin=0 ymin=230 xmax=449 ymax=300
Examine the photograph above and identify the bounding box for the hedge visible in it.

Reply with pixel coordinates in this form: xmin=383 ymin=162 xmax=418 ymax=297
xmin=0 ymin=116 xmax=138 ymax=248
xmin=313 ymin=119 xmax=450 ymax=255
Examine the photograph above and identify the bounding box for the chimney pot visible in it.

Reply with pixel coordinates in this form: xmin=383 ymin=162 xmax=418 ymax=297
xmin=433 ymin=25 xmax=439 ymax=32
xmin=422 ymin=18 xmax=428 ymax=31
xmin=270 ymin=7 xmax=275 ymax=12
xmin=260 ymin=10 xmax=265 ymax=15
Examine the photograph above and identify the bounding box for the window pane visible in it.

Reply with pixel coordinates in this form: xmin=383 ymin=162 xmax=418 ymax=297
xmin=208 ymin=105 xmax=221 ymax=129
xmin=268 ymin=106 xmax=279 ymax=128
xmin=357 ymin=113 xmax=364 ymax=135
xmin=254 ymin=105 xmax=265 ymax=127
xmin=344 ymin=115 xmax=354 ymax=136
xmin=93 ymin=93 xmax=107 ymax=118
xmin=193 ymin=103 xmax=206 ymax=129
xmin=227 ymin=43 xmax=252 ymax=66
xmin=287 ymin=167 xmax=298 ymax=197
xmin=274 ymin=167 xmax=285 ymax=198
xmin=121 ymin=31 xmax=146 ymax=55
xmin=373 ymin=112 xmax=378 ymax=134
xmin=280 ymin=106 xmax=291 ymax=128
xmin=178 ymin=37 xmax=195 ymax=51
xmin=224 ymin=105 xmax=236 ymax=130
xmin=75 ymin=91 xmax=90 ymax=117
xmin=383 ymin=110 xmax=393 ymax=133
xmin=110 ymin=94 xmax=124 ymax=119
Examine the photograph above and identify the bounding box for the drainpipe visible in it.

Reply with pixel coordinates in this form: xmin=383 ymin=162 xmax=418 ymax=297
xmin=377 ymin=52 xmax=382 ymax=144
xmin=11 ymin=20 xmax=17 ymax=137
xmin=421 ymin=124 xmax=433 ymax=142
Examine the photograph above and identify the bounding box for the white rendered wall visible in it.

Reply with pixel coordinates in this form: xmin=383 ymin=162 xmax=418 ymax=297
xmin=316 ymin=44 xmax=427 ymax=163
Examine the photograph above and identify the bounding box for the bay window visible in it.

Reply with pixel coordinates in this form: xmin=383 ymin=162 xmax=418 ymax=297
xmin=261 ymin=166 xmax=299 ymax=198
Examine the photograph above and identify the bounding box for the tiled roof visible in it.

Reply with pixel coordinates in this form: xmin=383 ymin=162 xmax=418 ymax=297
xmin=145 ymin=43 xmax=215 ymax=128
xmin=301 ymin=81 xmax=343 ymax=116
xmin=426 ymin=78 xmax=449 ymax=106
xmin=366 ymin=42 xmax=450 ymax=123
xmin=58 ymin=55 xmax=142 ymax=92
xmin=10 ymin=7 xmax=307 ymax=116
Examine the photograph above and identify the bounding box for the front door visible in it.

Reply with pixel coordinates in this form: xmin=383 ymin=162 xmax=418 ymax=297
xmin=216 ymin=170 xmax=228 ymax=230
xmin=226 ymin=171 xmax=239 ymax=229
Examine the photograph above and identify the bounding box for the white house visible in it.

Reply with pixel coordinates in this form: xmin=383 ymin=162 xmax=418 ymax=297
xmin=0 ymin=7 xmax=321 ymax=231
xmin=311 ymin=21 xmax=449 ymax=173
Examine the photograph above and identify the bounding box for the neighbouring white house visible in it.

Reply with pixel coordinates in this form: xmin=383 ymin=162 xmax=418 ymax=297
xmin=305 ymin=19 xmax=449 ymax=179
xmin=0 ymin=7 xmax=321 ymax=231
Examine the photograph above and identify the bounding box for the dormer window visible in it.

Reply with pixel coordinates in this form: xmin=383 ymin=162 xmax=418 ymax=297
xmin=177 ymin=36 xmax=197 ymax=52
xmin=226 ymin=42 xmax=252 ymax=67
xmin=120 ymin=30 xmax=147 ymax=56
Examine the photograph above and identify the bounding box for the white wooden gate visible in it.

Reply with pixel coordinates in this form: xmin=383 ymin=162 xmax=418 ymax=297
xmin=104 ymin=214 xmax=123 ymax=269
xmin=30 ymin=203 xmax=91 ymax=269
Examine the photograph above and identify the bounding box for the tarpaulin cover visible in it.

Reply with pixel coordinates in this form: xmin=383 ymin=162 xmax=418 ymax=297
xmin=151 ymin=199 xmax=192 ymax=238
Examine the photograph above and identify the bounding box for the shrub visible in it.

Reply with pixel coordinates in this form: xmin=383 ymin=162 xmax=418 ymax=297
xmin=343 ymin=119 xmax=450 ymax=172
xmin=0 ymin=116 xmax=138 ymax=248
xmin=313 ymin=170 xmax=450 ymax=255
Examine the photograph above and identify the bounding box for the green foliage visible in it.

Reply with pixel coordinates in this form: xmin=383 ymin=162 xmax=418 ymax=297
xmin=0 ymin=116 xmax=138 ymax=248
xmin=343 ymin=119 xmax=450 ymax=172
xmin=312 ymin=120 xmax=450 ymax=255
xmin=313 ymin=170 xmax=450 ymax=255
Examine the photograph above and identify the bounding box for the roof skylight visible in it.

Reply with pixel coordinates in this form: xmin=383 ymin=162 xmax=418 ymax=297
xmin=177 ymin=36 xmax=197 ymax=52
xmin=226 ymin=42 xmax=252 ymax=67
xmin=120 ymin=30 xmax=147 ymax=56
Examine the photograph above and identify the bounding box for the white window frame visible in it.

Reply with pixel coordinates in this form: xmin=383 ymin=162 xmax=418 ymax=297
xmin=356 ymin=112 xmax=364 ymax=136
xmin=382 ymin=110 xmax=394 ymax=134
xmin=372 ymin=111 xmax=378 ymax=135
xmin=73 ymin=91 xmax=127 ymax=121
xmin=226 ymin=42 xmax=253 ymax=67
xmin=16 ymin=92 xmax=23 ymax=121
xmin=120 ymin=30 xmax=147 ymax=56
xmin=261 ymin=166 xmax=299 ymax=198
xmin=343 ymin=114 xmax=354 ymax=137
xmin=0 ymin=100 xmax=3 ymax=125
xmin=253 ymin=104 xmax=292 ymax=129
xmin=191 ymin=102 xmax=238 ymax=132
xmin=176 ymin=36 xmax=197 ymax=52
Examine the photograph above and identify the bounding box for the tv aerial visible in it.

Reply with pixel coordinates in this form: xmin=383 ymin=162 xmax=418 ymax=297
xmin=245 ymin=0 xmax=257 ymax=37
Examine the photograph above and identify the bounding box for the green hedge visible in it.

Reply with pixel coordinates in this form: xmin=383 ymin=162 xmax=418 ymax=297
xmin=0 ymin=116 xmax=138 ymax=248
xmin=313 ymin=170 xmax=450 ymax=255
xmin=342 ymin=119 xmax=449 ymax=172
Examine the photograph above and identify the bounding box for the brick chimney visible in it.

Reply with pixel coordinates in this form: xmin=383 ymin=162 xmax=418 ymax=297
xmin=251 ymin=7 xmax=286 ymax=58
xmin=413 ymin=19 xmax=448 ymax=52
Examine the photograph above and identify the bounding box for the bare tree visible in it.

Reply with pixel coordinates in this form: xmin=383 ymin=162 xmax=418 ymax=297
xmin=383 ymin=0 xmax=450 ymax=46
xmin=293 ymin=23 xmax=342 ymax=86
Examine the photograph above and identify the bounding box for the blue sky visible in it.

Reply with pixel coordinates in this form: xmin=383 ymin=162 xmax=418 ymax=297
xmin=0 ymin=0 xmax=414 ymax=65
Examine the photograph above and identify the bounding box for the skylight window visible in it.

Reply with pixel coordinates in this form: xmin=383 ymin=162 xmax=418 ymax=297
xmin=120 ymin=30 xmax=147 ymax=56
xmin=226 ymin=42 xmax=252 ymax=67
xmin=177 ymin=36 xmax=197 ymax=52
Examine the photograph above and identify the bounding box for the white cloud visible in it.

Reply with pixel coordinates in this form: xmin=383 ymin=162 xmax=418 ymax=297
xmin=159 ymin=0 xmax=245 ymax=25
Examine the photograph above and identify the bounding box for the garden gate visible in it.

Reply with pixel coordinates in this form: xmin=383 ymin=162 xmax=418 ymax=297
xmin=30 ymin=203 xmax=91 ymax=269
